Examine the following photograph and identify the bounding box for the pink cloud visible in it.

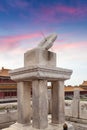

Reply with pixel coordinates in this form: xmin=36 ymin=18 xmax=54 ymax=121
xmin=53 ymin=41 xmax=87 ymax=51
xmin=10 ymin=47 xmax=26 ymax=55
xmin=56 ymin=5 xmax=77 ymax=14
xmin=0 ymin=33 xmax=41 ymax=52
xmin=34 ymin=5 xmax=87 ymax=24
xmin=56 ymin=5 xmax=87 ymax=17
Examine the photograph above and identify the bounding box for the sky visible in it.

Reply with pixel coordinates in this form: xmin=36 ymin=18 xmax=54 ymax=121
xmin=0 ymin=0 xmax=87 ymax=86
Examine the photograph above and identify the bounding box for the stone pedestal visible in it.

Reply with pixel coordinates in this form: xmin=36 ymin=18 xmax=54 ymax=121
xmin=3 ymin=40 xmax=73 ymax=130
xmin=32 ymin=79 xmax=48 ymax=129
xmin=52 ymin=81 xmax=65 ymax=124
xmin=24 ymin=48 xmax=56 ymax=67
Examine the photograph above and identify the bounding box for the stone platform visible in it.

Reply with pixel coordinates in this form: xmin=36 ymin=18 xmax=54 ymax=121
xmin=2 ymin=122 xmax=74 ymax=130
xmin=72 ymin=122 xmax=87 ymax=130
xmin=2 ymin=123 xmax=63 ymax=130
xmin=2 ymin=116 xmax=74 ymax=130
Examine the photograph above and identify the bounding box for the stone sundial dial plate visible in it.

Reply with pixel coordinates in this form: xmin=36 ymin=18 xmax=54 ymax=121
xmin=38 ymin=33 xmax=57 ymax=50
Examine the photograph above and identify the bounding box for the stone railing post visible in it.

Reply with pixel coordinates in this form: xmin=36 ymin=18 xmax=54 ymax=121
xmin=72 ymin=88 xmax=80 ymax=118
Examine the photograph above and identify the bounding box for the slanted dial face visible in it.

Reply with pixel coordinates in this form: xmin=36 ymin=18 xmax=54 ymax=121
xmin=38 ymin=33 xmax=57 ymax=50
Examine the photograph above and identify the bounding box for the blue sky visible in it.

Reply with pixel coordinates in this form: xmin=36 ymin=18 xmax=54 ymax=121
xmin=0 ymin=0 xmax=87 ymax=86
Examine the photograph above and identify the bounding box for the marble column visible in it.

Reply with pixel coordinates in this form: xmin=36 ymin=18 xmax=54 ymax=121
xmin=32 ymin=79 xmax=48 ymax=129
xmin=17 ymin=81 xmax=31 ymax=124
xmin=52 ymin=80 xmax=65 ymax=124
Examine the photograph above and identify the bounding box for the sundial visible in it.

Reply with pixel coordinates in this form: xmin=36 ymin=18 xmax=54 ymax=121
xmin=38 ymin=33 xmax=57 ymax=50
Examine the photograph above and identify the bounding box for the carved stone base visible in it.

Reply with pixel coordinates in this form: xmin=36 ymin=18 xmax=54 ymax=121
xmin=2 ymin=122 xmax=74 ymax=130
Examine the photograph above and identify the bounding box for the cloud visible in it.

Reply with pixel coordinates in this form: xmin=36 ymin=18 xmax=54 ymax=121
xmin=0 ymin=32 xmax=41 ymax=52
xmin=0 ymin=0 xmax=30 ymax=15
xmin=0 ymin=1 xmax=87 ymax=24
xmin=32 ymin=4 xmax=87 ymax=24
xmin=0 ymin=51 xmax=24 ymax=69
xmin=53 ymin=41 xmax=87 ymax=51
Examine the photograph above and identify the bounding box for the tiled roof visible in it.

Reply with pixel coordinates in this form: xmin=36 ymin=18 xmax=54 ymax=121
xmin=64 ymin=86 xmax=85 ymax=92
xmin=0 ymin=68 xmax=16 ymax=85
xmin=80 ymin=81 xmax=87 ymax=87
xmin=0 ymin=67 xmax=11 ymax=76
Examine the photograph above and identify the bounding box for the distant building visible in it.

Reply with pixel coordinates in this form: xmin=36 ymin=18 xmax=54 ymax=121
xmin=65 ymin=81 xmax=87 ymax=99
xmin=79 ymin=81 xmax=87 ymax=89
xmin=0 ymin=67 xmax=17 ymax=102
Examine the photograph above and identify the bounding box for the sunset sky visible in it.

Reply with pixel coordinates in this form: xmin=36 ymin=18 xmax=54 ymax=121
xmin=0 ymin=0 xmax=87 ymax=86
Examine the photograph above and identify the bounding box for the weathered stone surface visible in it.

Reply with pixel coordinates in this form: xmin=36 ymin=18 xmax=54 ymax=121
xmin=66 ymin=116 xmax=87 ymax=124
xmin=38 ymin=33 xmax=57 ymax=50
xmin=24 ymin=48 xmax=56 ymax=67
xmin=2 ymin=121 xmax=75 ymax=130
xmin=9 ymin=66 xmax=72 ymax=81
xmin=72 ymin=88 xmax=80 ymax=118
xmin=32 ymin=79 xmax=48 ymax=129
xmin=73 ymin=88 xmax=80 ymax=99
xmin=52 ymin=81 xmax=65 ymax=124
xmin=72 ymin=122 xmax=87 ymax=130
xmin=17 ymin=82 xmax=31 ymax=124
xmin=2 ymin=122 xmax=64 ymax=130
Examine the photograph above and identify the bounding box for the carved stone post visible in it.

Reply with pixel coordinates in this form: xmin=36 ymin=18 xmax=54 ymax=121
xmin=72 ymin=88 xmax=80 ymax=118
xmin=17 ymin=81 xmax=31 ymax=124
xmin=52 ymin=80 xmax=65 ymax=124
xmin=32 ymin=79 xmax=48 ymax=129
